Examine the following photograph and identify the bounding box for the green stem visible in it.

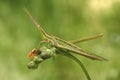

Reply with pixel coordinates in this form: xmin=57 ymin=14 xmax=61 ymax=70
xmin=58 ymin=50 xmax=91 ymax=80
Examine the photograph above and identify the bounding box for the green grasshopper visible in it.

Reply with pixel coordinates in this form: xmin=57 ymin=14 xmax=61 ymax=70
xmin=24 ymin=8 xmax=107 ymax=80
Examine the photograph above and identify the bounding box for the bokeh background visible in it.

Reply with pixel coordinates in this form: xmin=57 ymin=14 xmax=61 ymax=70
xmin=0 ymin=0 xmax=120 ymax=80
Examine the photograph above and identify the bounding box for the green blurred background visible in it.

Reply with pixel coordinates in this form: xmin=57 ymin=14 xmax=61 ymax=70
xmin=0 ymin=0 xmax=120 ymax=80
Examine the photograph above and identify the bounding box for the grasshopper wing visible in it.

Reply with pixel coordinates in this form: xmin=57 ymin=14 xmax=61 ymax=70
xmin=56 ymin=44 xmax=106 ymax=61
xmin=54 ymin=36 xmax=107 ymax=61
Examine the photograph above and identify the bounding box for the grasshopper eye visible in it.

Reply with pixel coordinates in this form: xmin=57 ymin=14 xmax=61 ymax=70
xmin=28 ymin=48 xmax=41 ymax=59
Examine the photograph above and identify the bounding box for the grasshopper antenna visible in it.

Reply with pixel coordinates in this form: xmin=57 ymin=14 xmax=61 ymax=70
xmin=24 ymin=8 xmax=48 ymax=38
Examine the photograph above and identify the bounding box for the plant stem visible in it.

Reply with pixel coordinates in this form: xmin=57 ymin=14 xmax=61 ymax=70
xmin=57 ymin=50 xmax=91 ymax=80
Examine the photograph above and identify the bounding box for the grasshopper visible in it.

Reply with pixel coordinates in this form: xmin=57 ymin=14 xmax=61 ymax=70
xmin=24 ymin=9 xmax=106 ymax=61
xmin=24 ymin=8 xmax=107 ymax=80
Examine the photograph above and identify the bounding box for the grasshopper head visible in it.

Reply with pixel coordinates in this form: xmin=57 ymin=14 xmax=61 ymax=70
xmin=28 ymin=48 xmax=41 ymax=59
